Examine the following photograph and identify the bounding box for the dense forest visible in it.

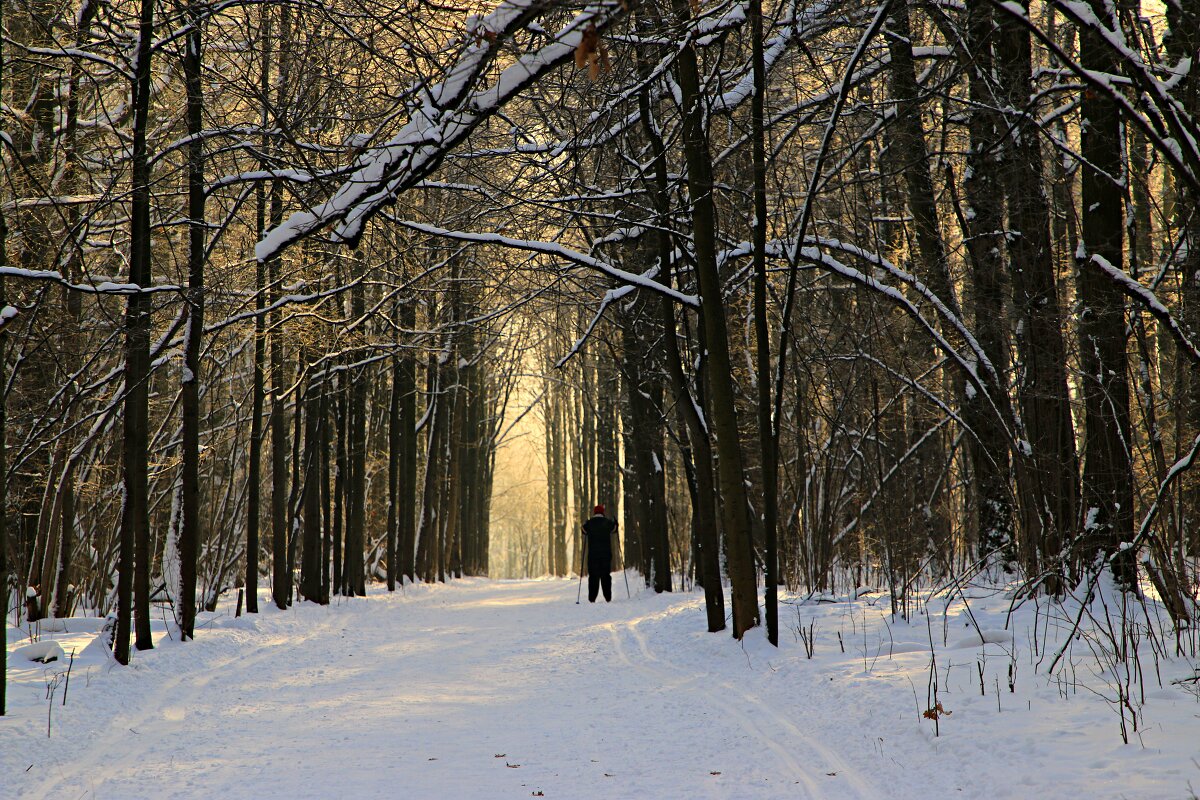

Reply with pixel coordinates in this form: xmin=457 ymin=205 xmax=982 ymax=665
xmin=2 ymin=0 xmax=1198 ymax=714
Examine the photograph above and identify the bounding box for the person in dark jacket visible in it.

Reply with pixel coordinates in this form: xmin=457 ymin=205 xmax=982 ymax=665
xmin=581 ymin=504 xmax=617 ymax=602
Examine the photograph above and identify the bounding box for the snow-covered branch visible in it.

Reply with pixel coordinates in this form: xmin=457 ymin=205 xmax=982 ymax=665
xmin=0 ymin=267 xmax=182 ymax=295
xmin=389 ymin=218 xmax=699 ymax=307
xmin=255 ymin=0 xmax=628 ymax=263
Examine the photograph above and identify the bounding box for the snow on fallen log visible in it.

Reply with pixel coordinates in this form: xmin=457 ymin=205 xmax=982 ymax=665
xmin=14 ymin=640 xmax=67 ymax=664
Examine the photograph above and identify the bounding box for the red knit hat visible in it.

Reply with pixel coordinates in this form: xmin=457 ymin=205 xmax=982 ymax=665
xmin=593 ymin=504 xmax=605 ymax=516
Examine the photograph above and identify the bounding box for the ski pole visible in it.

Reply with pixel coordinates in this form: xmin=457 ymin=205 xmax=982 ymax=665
xmin=576 ymin=537 xmax=588 ymax=604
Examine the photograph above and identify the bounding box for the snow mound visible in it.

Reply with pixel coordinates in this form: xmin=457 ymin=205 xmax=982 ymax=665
xmin=212 ymin=616 xmax=260 ymax=631
xmin=949 ymin=629 xmax=1013 ymax=649
xmin=27 ymin=617 xmax=106 ymax=634
xmin=14 ymin=640 xmax=66 ymax=663
xmin=77 ymin=616 xmax=117 ymax=660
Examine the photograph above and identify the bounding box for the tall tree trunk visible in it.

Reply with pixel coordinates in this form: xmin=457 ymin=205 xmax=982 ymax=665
xmin=177 ymin=0 xmax=206 ymax=639
xmin=246 ymin=4 xmax=272 ymax=616
xmin=387 ymin=321 xmax=401 ymax=591
xmin=445 ymin=360 xmax=465 ymax=580
xmin=619 ymin=268 xmax=671 ymax=591
xmin=460 ymin=369 xmax=476 ymax=576
xmin=749 ymin=0 xmax=776 ymax=644
xmin=556 ymin=373 xmax=568 ymax=576
xmin=1076 ymin=0 xmax=1134 ymax=586
xmin=472 ymin=365 xmax=487 ymax=575
xmin=268 ymin=252 xmax=288 ymax=608
xmin=436 ymin=360 xmax=451 ymax=583
xmin=288 ymin=352 xmax=304 ymax=591
xmin=346 ymin=258 xmax=367 ymax=595
xmin=399 ymin=300 xmax=418 ymax=582
xmin=545 ymin=376 xmax=555 ymax=575
xmin=673 ymin=0 xmax=758 ymax=637
xmin=268 ymin=3 xmax=292 ymax=611
xmin=416 ymin=355 xmax=442 ymax=582
xmin=443 ymin=261 xmax=465 ymax=580
xmin=53 ymin=469 xmax=74 ymax=617
xmin=568 ymin=347 xmax=585 ymax=577
xmin=961 ymin=0 xmax=1016 ymax=567
xmin=622 ymin=307 xmax=670 ymax=592
xmin=116 ymin=0 xmax=157 ymax=663
xmin=460 ymin=321 xmax=484 ymax=575
xmin=321 ymin=376 xmax=332 ymax=603
xmin=45 ymin=0 xmax=97 ymax=624
xmin=885 ymin=2 xmax=959 ymax=579
xmin=575 ymin=331 xmax=595 ymax=577
xmin=479 ymin=390 xmax=497 ymax=577
xmin=333 ymin=373 xmax=347 ymax=593
xmin=246 ymin=254 xmax=264 ymax=612
xmin=30 ymin=465 xmax=60 ymax=619
xmin=619 ymin=388 xmax=643 ymax=575
xmin=300 ymin=360 xmax=324 ymax=601
xmin=597 ymin=355 xmax=620 ymax=545
xmin=0 ymin=0 xmax=9 ymax=707
xmin=997 ymin=2 xmax=1079 ymax=590
xmin=546 ymin=366 xmax=567 ymax=576
xmin=658 ymin=302 xmax=723 ymax=625
xmin=889 ymin=1 xmax=1016 ymax=576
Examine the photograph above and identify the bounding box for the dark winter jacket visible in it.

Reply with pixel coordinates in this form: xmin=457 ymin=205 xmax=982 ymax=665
xmin=581 ymin=514 xmax=617 ymax=566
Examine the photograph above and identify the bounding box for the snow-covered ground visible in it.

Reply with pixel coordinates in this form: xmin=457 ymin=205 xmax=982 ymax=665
xmin=4 ymin=576 xmax=1198 ymax=799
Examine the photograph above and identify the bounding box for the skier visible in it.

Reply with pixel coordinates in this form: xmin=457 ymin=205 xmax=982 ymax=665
xmin=581 ymin=505 xmax=617 ymax=603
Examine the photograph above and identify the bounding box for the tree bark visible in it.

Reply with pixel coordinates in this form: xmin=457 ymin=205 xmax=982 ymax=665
xmin=399 ymin=300 xmax=418 ymax=582
xmin=320 ymin=376 xmax=332 ymax=602
xmin=267 ymin=3 xmax=292 ymax=611
xmin=960 ymin=0 xmax=1016 ymax=567
xmin=1076 ymin=0 xmax=1134 ymax=586
xmin=997 ymin=2 xmax=1079 ymax=590
xmin=639 ymin=77 xmax=724 ymax=626
xmin=177 ymin=0 xmax=206 ymax=639
xmin=597 ymin=355 xmax=620 ymax=528
xmin=333 ymin=372 xmax=347 ymax=593
xmin=416 ymin=354 xmax=443 ymax=582
xmin=300 ymin=359 xmax=324 ymax=601
xmin=0 ymin=0 xmax=8 ymax=707
xmin=245 ymin=4 xmax=273 ymax=616
xmin=116 ymin=0 xmax=158 ymax=663
xmin=621 ymin=303 xmax=671 ymax=591
xmin=749 ymin=0 xmax=776 ymax=644
xmin=673 ymin=0 xmax=758 ymax=637
xmin=345 ymin=257 xmax=367 ymax=595
xmin=387 ymin=318 xmax=401 ymax=591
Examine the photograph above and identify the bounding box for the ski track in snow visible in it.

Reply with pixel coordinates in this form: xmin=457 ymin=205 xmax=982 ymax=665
xmin=604 ymin=616 xmax=877 ymax=798
xmin=4 ymin=577 xmax=1198 ymax=799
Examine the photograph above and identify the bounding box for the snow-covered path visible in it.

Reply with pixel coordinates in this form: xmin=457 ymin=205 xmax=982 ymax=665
xmin=4 ymin=577 xmax=1195 ymax=798
xmin=7 ymin=579 xmax=875 ymax=799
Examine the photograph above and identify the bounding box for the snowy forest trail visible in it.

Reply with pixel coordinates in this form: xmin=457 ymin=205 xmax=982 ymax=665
xmin=5 ymin=578 xmax=1192 ymax=799
xmin=0 ymin=581 xmax=810 ymax=798
xmin=4 ymin=578 xmax=876 ymax=799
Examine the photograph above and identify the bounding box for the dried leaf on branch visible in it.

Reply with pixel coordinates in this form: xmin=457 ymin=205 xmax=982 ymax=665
xmin=574 ymin=23 xmax=610 ymax=80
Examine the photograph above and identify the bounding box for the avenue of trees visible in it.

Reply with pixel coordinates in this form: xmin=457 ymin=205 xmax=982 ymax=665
xmin=3 ymin=0 xmax=1199 ymax=712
